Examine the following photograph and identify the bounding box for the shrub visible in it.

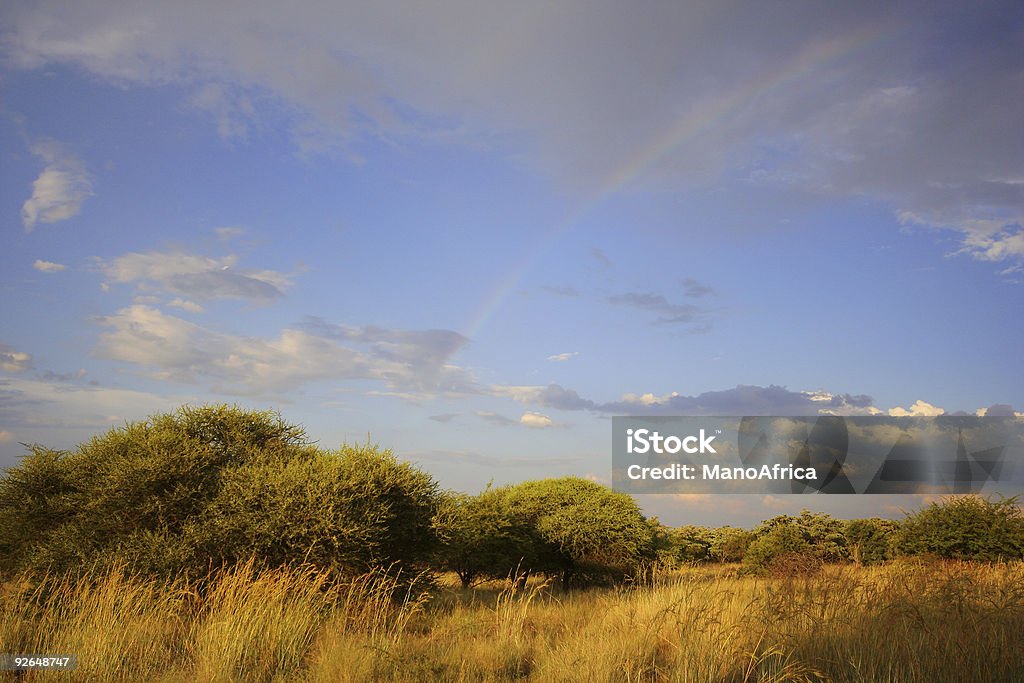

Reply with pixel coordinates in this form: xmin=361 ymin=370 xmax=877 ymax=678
xmin=0 ymin=405 xmax=441 ymax=579
xmin=844 ymin=518 xmax=897 ymax=565
xmin=893 ymin=495 xmax=1024 ymax=561
xmin=495 ymin=477 xmax=654 ymax=587
xmin=432 ymin=488 xmax=534 ymax=587
xmin=707 ymin=526 xmax=754 ymax=563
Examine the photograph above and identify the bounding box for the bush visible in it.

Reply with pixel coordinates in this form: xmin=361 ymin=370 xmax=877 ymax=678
xmin=495 ymin=477 xmax=654 ymax=587
xmin=844 ymin=518 xmax=897 ymax=565
xmin=0 ymin=405 xmax=441 ymax=579
xmin=667 ymin=525 xmax=714 ymax=564
xmin=743 ymin=524 xmax=815 ymax=574
xmin=707 ymin=526 xmax=754 ymax=563
xmin=432 ymin=488 xmax=534 ymax=587
xmin=893 ymin=496 xmax=1024 ymax=561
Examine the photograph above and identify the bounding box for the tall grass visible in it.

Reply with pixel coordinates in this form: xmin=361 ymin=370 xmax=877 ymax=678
xmin=2 ymin=561 xmax=1022 ymax=681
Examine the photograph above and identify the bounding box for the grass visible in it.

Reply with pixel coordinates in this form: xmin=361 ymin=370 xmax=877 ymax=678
xmin=2 ymin=560 xmax=1023 ymax=682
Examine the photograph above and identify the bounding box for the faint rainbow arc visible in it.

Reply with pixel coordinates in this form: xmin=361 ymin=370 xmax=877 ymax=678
xmin=461 ymin=19 xmax=903 ymax=342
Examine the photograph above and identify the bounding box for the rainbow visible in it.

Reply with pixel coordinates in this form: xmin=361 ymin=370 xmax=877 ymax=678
xmin=462 ymin=17 xmax=904 ymax=341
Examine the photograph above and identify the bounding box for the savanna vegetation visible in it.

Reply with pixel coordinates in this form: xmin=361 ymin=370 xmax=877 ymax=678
xmin=1 ymin=405 xmax=1023 ymax=681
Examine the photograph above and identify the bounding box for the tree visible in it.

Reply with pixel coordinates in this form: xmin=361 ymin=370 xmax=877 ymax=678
xmin=496 ymin=477 xmax=654 ymax=587
xmin=432 ymin=488 xmax=534 ymax=587
xmin=707 ymin=527 xmax=754 ymax=563
xmin=0 ymin=405 xmax=442 ymax=579
xmin=844 ymin=518 xmax=897 ymax=565
xmin=667 ymin=525 xmax=715 ymax=564
xmin=893 ymin=495 xmax=1024 ymax=561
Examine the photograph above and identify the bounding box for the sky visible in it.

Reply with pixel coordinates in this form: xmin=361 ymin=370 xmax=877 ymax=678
xmin=1 ymin=1 xmax=1022 ymax=526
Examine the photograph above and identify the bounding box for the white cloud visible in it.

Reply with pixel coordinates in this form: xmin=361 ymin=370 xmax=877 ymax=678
xmin=520 ymin=411 xmax=553 ymax=428
xmin=32 ymin=259 xmax=66 ymax=272
xmin=21 ymin=140 xmax=92 ymax=231
xmin=546 ymin=352 xmax=578 ymax=362
xmin=900 ymin=212 xmax=1024 ymax=265
xmin=94 ymin=305 xmax=476 ymax=397
xmin=0 ymin=344 xmax=33 ymax=373
xmin=98 ymin=249 xmax=292 ymax=302
xmin=620 ymin=391 xmax=680 ymax=406
xmin=168 ymin=297 xmax=205 ymax=313
xmin=887 ymin=400 xmax=945 ymax=417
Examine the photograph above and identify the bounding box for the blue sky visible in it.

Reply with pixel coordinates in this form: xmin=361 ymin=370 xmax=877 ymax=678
xmin=2 ymin=1 xmax=1022 ymax=525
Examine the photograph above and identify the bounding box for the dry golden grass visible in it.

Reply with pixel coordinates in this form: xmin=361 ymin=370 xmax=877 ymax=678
xmin=2 ymin=560 xmax=1022 ymax=682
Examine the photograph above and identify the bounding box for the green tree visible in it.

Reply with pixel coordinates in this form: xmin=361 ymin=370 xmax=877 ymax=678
xmin=668 ymin=525 xmax=715 ymax=564
xmin=0 ymin=405 xmax=441 ymax=579
xmin=844 ymin=518 xmax=897 ymax=565
xmin=707 ymin=526 xmax=754 ymax=563
xmin=743 ymin=523 xmax=813 ymax=574
xmin=893 ymin=496 xmax=1024 ymax=561
xmin=432 ymin=488 xmax=534 ymax=587
xmin=497 ymin=477 xmax=654 ymax=587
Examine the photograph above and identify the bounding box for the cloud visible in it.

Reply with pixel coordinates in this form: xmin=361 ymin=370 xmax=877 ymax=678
xmin=542 ymin=285 xmax=580 ymax=297
xmin=475 ymin=410 xmax=518 ymax=427
xmin=21 ymin=140 xmax=92 ymax=231
xmin=608 ymin=292 xmax=709 ymax=327
xmin=4 ymin=2 xmax=1020 ymax=271
xmin=491 ymin=383 xmax=596 ymax=411
xmin=190 ymin=83 xmax=256 ymax=140
xmin=98 ymin=249 xmax=291 ymax=302
xmin=94 ymin=305 xmax=476 ymax=396
xmin=887 ymin=399 xmax=945 ymax=417
xmin=0 ymin=430 xmax=12 ymax=443
xmin=0 ymin=344 xmax=33 ymax=373
xmin=590 ymin=248 xmax=611 ymax=268
xmin=428 ymin=413 xmax=459 ymax=423
xmin=214 ymin=226 xmax=246 ymax=241
xmin=546 ymin=351 xmax=578 ymax=362
xmin=406 ymin=448 xmax=581 ymax=469
xmin=682 ymin=278 xmax=715 ymax=298
xmin=978 ymin=403 xmax=1018 ymax=417
xmin=520 ymin=411 xmax=553 ymax=428
xmin=495 ymin=382 xmax=878 ymax=417
xmin=0 ymin=376 xmax=197 ymax=431
xmin=167 ymin=298 xmax=205 ymax=313
xmin=32 ymin=259 xmax=67 ymax=273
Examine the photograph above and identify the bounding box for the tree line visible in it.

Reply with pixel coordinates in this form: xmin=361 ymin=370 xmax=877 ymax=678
xmin=1 ymin=406 xmax=1021 ymax=585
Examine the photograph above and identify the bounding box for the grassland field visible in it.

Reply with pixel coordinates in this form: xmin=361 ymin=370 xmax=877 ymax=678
xmin=2 ymin=559 xmax=1023 ymax=682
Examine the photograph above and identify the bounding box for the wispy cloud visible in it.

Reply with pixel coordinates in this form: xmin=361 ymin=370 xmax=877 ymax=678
xmin=94 ymin=306 xmax=477 ymax=397
xmin=98 ymin=249 xmax=292 ymax=303
xmin=608 ymin=291 xmax=710 ymax=327
xmin=0 ymin=344 xmax=33 ymax=373
xmin=475 ymin=410 xmax=518 ymax=427
xmin=546 ymin=351 xmax=578 ymax=362
xmin=21 ymin=140 xmax=92 ymax=231
xmin=33 ymin=259 xmax=67 ymax=273
xmin=682 ymin=277 xmax=715 ymax=298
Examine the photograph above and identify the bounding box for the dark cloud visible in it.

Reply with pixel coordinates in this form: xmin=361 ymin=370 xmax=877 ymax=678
xmin=514 ymin=382 xmax=878 ymax=417
xmin=682 ymin=278 xmax=715 ymax=298
xmin=474 ymin=410 xmax=518 ymax=427
xmin=982 ymin=403 xmax=1017 ymax=417
xmin=428 ymin=413 xmax=459 ymax=423
xmin=608 ymin=292 xmax=708 ymax=326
